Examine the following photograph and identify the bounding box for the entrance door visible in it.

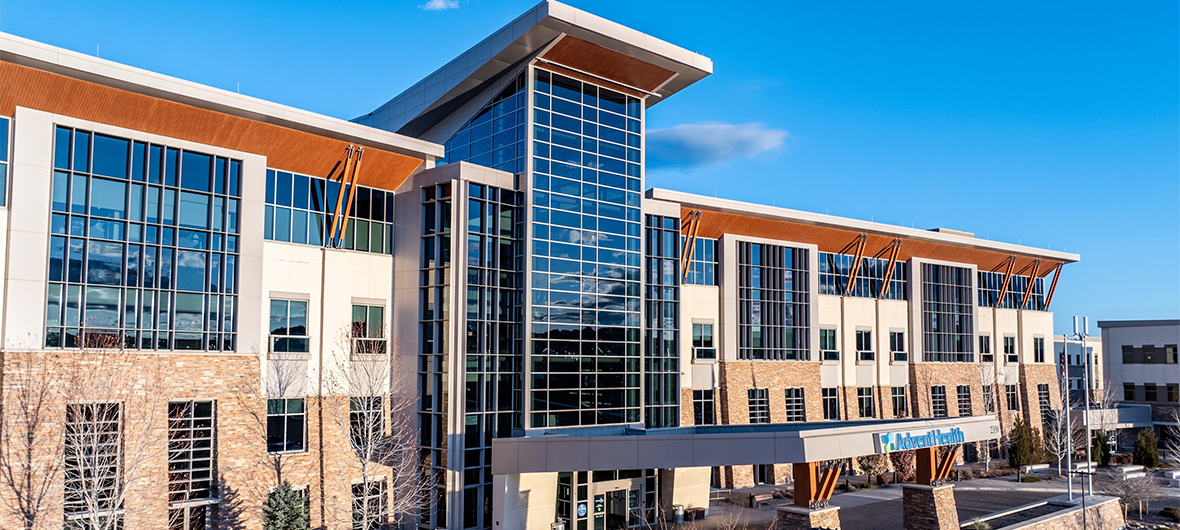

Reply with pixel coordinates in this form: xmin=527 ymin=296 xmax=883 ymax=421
xmin=754 ymin=464 xmax=771 ymax=485
xmin=605 ymin=490 xmax=627 ymax=529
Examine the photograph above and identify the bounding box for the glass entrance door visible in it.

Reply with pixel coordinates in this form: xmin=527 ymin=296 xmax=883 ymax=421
xmin=605 ymin=490 xmax=627 ymax=529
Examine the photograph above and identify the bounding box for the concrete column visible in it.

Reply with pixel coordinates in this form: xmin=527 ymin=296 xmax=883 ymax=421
xmin=901 ymin=484 xmax=959 ymax=530
xmin=492 ymin=472 xmax=558 ymax=530
xmin=777 ymin=505 xmax=841 ymax=530
xmin=658 ymin=467 xmax=711 ymax=518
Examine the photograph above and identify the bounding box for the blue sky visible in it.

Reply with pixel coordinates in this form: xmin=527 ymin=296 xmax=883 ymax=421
xmin=2 ymin=0 xmax=1176 ymax=335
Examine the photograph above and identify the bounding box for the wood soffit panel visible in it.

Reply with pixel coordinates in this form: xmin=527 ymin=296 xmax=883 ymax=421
xmin=0 ymin=61 xmax=423 ymax=190
xmin=539 ymin=36 xmax=676 ymax=93
xmin=686 ymin=207 xmax=1064 ymax=276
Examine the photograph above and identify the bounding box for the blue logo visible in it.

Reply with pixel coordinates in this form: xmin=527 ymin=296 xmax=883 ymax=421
xmin=878 ymin=427 xmax=965 ymax=453
xmin=577 ymin=502 xmax=588 ymax=518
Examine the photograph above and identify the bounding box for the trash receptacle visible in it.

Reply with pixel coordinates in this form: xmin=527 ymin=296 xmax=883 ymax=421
xmin=550 ymin=522 xmax=565 ymax=530
xmin=673 ymin=504 xmax=685 ymax=524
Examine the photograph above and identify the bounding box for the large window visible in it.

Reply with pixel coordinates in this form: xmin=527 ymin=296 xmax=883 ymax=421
xmin=267 ymin=398 xmax=306 ymax=453
xmin=979 ymin=335 xmax=993 ymax=363
xmin=351 ymin=304 xmax=386 ymax=354
xmin=168 ymin=400 xmax=217 ymax=529
xmin=921 ymin=263 xmax=974 ymax=362
xmin=684 ymin=237 xmax=717 ymax=286
xmin=1004 ymin=336 xmax=1017 ymax=363
xmin=820 ymin=328 xmax=839 ymax=361
xmin=693 ymin=390 xmax=716 ymax=425
xmin=891 ymin=387 xmax=908 ymax=418
xmin=692 ymin=323 xmax=716 ymax=360
xmin=823 ymin=388 xmax=840 ymax=420
xmin=269 ymin=299 xmax=309 ymax=353
xmin=1034 ymin=337 xmax=1045 ymax=363
xmin=441 ymin=72 xmax=528 ymax=174
xmin=645 ymin=215 xmax=681 ymax=429
xmin=48 ymin=126 xmax=241 ymax=351
xmin=931 ymin=386 xmax=948 ymax=417
xmin=748 ymin=388 xmax=770 ymax=424
xmin=1037 ymin=384 xmax=1052 ymax=425
xmin=957 ymin=385 xmax=972 ymax=416
xmin=819 ymin=252 xmax=907 ymax=300
xmin=977 ymin=270 xmax=1045 ymax=310
xmin=857 ymin=387 xmax=875 ymax=418
xmin=64 ymin=402 xmax=122 ymax=528
xmin=738 ymin=242 xmax=810 ymax=360
xmin=890 ymin=331 xmax=907 ymax=362
xmin=784 ymin=388 xmax=805 ymax=422
xmin=0 ymin=116 xmax=9 ymax=205
xmin=264 ymin=169 xmax=393 ymax=254
xmin=1006 ymin=385 xmax=1020 ymax=411
xmin=856 ymin=329 xmax=874 ymax=361
xmin=352 ymin=478 xmax=389 ymax=530
xmin=350 ymin=396 xmax=384 ymax=449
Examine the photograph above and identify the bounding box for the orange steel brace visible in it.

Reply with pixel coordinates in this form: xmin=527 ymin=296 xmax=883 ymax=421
xmin=878 ymin=239 xmax=902 ymax=298
xmin=994 ymin=256 xmax=1017 ymax=308
xmin=1043 ymin=264 xmax=1063 ymax=309
xmin=935 ymin=447 xmax=959 ymax=481
xmin=817 ymin=466 xmax=841 ymax=503
xmin=337 ymin=147 xmax=365 ymax=243
xmin=1020 ymin=259 xmax=1041 ymax=309
xmin=843 ymin=234 xmax=868 ymax=295
xmin=328 ymin=145 xmax=356 ymax=246
xmin=680 ymin=210 xmax=702 ymax=283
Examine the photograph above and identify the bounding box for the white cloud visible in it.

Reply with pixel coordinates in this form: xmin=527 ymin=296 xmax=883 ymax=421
xmin=646 ymin=121 xmax=788 ymax=170
xmin=419 ymin=0 xmax=459 ymax=11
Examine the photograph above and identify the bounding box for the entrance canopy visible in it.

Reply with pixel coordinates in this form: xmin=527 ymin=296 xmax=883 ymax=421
xmin=491 ymin=416 xmax=1000 ymax=475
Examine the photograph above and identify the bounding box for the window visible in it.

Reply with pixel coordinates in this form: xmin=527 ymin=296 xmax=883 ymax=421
xmin=823 ymin=388 xmax=840 ymax=420
xmin=1006 ymin=385 xmax=1020 ymax=411
xmin=890 ymin=331 xmax=907 ymax=362
xmin=684 ymin=237 xmax=717 ymax=286
xmin=168 ymin=400 xmax=217 ymax=529
xmin=0 ymin=116 xmax=9 ymax=206
xmin=264 ymin=168 xmax=393 ymax=254
xmin=1124 ymin=383 xmax=1135 ymax=401
xmin=350 ymin=397 xmax=384 ymax=449
xmin=351 ymin=304 xmax=386 ymax=354
xmin=693 ymin=390 xmax=716 ymax=425
xmin=977 ymin=270 xmax=1045 ymax=310
xmin=891 ymin=387 xmax=907 ymax=418
xmin=47 ymin=126 xmax=241 ymax=351
xmin=957 ymin=385 xmax=972 ymax=416
xmin=1168 ymin=385 xmax=1179 ymax=403
xmin=921 ymin=264 xmax=974 ymax=362
xmin=818 ymin=252 xmax=908 ymax=300
xmin=645 ymin=214 xmax=681 ymax=429
xmin=267 ymin=398 xmax=306 ymax=453
xmin=982 ymin=385 xmax=995 ymax=413
xmin=1144 ymin=384 xmax=1158 ymax=402
xmin=856 ymin=330 xmax=874 ymax=361
xmin=352 ymin=478 xmax=389 ymax=530
xmin=820 ymin=328 xmax=839 ymax=361
xmin=64 ymin=403 xmax=122 ymax=528
xmin=979 ymin=335 xmax=993 ymax=363
xmin=784 ymin=388 xmax=805 ymax=422
xmin=1033 ymin=337 xmax=1045 ymax=363
xmin=931 ymin=386 xmax=948 ymax=417
xmin=1038 ymin=384 xmax=1052 ymax=426
xmin=1167 ymin=345 xmax=1178 ymax=364
xmin=692 ymin=323 xmax=715 ymax=360
xmin=738 ymin=242 xmax=811 ymax=360
xmin=748 ymin=388 xmax=770 ymax=424
xmin=1144 ymin=345 xmax=1158 ymax=364
xmin=857 ymin=387 xmax=875 ymax=418
xmin=1122 ymin=345 xmax=1134 ymax=364
xmin=1004 ymin=336 xmax=1017 ymax=363
xmin=269 ymin=299 xmax=309 ymax=353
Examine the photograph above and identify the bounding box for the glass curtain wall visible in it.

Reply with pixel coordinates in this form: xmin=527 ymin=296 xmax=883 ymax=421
xmin=644 ymin=214 xmax=679 ymax=428
xmin=977 ymin=271 xmax=1046 ymax=310
xmin=419 ymin=182 xmax=452 ymax=529
xmin=263 ymin=169 xmax=394 ymax=254
xmin=921 ymin=263 xmax=974 ymax=362
xmin=738 ymin=242 xmax=810 ymax=360
xmin=818 ymin=252 xmax=907 ymax=300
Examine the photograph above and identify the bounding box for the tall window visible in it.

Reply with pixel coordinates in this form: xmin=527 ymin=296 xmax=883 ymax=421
xmin=64 ymin=403 xmax=122 ymax=528
xmin=784 ymin=388 xmax=805 ymax=422
xmin=0 ymin=116 xmax=9 ymax=205
xmin=48 ymin=126 xmax=241 ymax=350
xmin=977 ymin=270 xmax=1045 ymax=310
xmin=350 ymin=397 xmax=385 ymax=449
xmin=823 ymin=388 xmax=840 ymax=420
xmin=1006 ymin=385 xmax=1020 ymax=411
xmin=351 ymin=304 xmax=386 ymax=354
xmin=1033 ymin=337 xmax=1045 ymax=363
xmin=692 ymin=323 xmax=715 ymax=360
xmin=818 ymin=252 xmax=908 ymax=300
xmin=748 ymin=388 xmax=770 ymax=424
xmin=738 ymin=242 xmax=810 ymax=360
xmin=957 ymin=385 xmax=972 ymax=416
xmin=1124 ymin=383 xmax=1136 ymax=401
xmin=891 ymin=387 xmax=908 ymax=418
xmin=645 ymin=214 xmax=681 ymax=428
xmin=1037 ymin=384 xmax=1052 ymax=425
xmin=684 ymin=237 xmax=717 ymax=286
xmin=983 ymin=385 xmax=995 ymax=413
xmin=264 ymin=169 xmax=393 ymax=253
xmin=1145 ymin=384 xmax=1158 ymax=402
xmin=693 ymin=390 xmax=716 ymax=425
xmin=856 ymin=330 xmax=874 ymax=361
xmin=1004 ymin=336 xmax=1017 ymax=363
xmin=931 ymin=386 xmax=948 ymax=417
xmin=352 ymin=478 xmax=389 ymax=530
xmin=921 ymin=263 xmax=974 ymax=362
xmin=890 ymin=331 xmax=907 ymax=362
xmin=820 ymin=328 xmax=839 ymax=361
xmin=857 ymin=387 xmax=875 ymax=418
xmin=269 ymin=299 xmax=309 ymax=353
xmin=267 ymin=398 xmax=306 ymax=453
xmin=168 ymin=400 xmax=217 ymax=529
xmin=979 ymin=335 xmax=993 ymax=362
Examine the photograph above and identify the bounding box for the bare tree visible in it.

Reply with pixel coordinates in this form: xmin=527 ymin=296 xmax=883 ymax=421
xmin=1099 ymin=471 xmax=1163 ymax=521
xmin=1042 ymin=408 xmax=1084 ymax=476
xmin=1161 ymin=406 xmax=1180 ymax=465
xmin=0 ymin=351 xmax=66 ymax=530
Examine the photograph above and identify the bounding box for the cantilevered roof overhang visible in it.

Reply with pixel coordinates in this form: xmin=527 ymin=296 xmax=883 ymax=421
xmin=355 ymin=0 xmax=712 ymax=138
xmin=491 ymin=416 xmax=999 ymax=475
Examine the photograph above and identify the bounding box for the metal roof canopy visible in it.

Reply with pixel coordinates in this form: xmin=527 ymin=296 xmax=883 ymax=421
xmin=491 ymin=416 xmax=1000 ymax=475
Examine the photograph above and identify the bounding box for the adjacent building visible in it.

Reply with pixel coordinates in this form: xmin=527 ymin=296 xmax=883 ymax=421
xmin=1099 ymin=320 xmax=1180 ymax=425
xmin=0 ymin=1 xmax=1082 ymax=529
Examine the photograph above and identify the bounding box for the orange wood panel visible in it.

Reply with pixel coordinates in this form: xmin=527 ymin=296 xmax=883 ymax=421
xmin=0 ymin=61 xmax=422 ymax=190
xmin=916 ymin=447 xmax=937 ymax=485
xmin=685 ymin=207 xmax=1063 ymax=275
xmin=793 ymin=461 xmax=820 ymax=507
xmin=539 ymin=36 xmax=676 ymax=93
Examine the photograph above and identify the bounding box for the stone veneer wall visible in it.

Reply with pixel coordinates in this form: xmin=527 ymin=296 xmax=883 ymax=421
xmin=902 ymin=484 xmax=959 ymax=530
xmin=1005 ymin=497 xmax=1124 ymax=530
xmin=777 ymin=505 xmax=841 ymax=530
xmin=1019 ymin=363 xmax=1063 ymax=429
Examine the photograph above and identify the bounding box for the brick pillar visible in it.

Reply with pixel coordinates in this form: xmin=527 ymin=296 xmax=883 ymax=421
xmin=777 ymin=505 xmax=841 ymax=530
xmin=902 ymin=484 xmax=959 ymax=530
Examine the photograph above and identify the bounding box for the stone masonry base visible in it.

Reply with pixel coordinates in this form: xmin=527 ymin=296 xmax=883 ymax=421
xmin=902 ymin=484 xmax=959 ymax=530
xmin=777 ymin=505 xmax=841 ymax=530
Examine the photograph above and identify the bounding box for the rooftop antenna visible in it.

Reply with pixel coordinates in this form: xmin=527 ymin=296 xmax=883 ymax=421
xmin=96 ymin=44 xmax=100 ymax=57
xmin=237 ymin=82 xmax=240 ymax=93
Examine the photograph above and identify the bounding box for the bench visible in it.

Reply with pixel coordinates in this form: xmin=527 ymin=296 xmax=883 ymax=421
xmin=750 ymin=493 xmax=775 ymax=508
xmin=1019 ymin=464 xmax=1050 ymax=474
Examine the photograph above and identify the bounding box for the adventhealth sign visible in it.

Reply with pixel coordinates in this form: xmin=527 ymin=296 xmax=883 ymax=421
xmin=874 ymin=427 xmax=966 ymax=453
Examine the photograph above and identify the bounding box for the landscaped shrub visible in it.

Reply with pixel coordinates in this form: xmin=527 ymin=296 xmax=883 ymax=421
xmin=1019 ymin=476 xmax=1041 ymax=483
xmin=965 ymin=518 xmax=992 ymax=530
xmin=1133 ymin=429 xmax=1161 ymax=468
xmin=1160 ymin=506 xmax=1179 ymax=522
xmin=1009 ymin=417 xmax=1033 ymax=474
xmin=1092 ymin=434 xmax=1112 ymax=466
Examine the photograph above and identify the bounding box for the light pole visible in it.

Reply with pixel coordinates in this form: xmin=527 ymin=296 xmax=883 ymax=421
xmin=1073 ymin=316 xmax=1093 ymax=496
xmin=1061 ymin=333 xmax=1073 ymax=501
